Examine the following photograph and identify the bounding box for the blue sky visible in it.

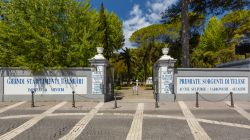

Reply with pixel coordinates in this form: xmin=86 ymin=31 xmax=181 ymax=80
xmin=90 ymin=0 xmax=177 ymax=48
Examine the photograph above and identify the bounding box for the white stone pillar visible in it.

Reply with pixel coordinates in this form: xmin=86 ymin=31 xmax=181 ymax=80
xmin=89 ymin=47 xmax=109 ymax=95
xmin=155 ymin=48 xmax=176 ymax=94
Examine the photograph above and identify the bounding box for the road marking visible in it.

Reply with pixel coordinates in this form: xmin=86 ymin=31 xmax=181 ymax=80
xmin=0 ymin=101 xmax=66 ymax=140
xmin=144 ymin=114 xmax=186 ymax=120
xmin=3 ymin=112 xmax=249 ymax=131
xmin=197 ymin=118 xmax=250 ymax=129
xmin=144 ymin=114 xmax=250 ymax=130
xmin=126 ymin=103 xmax=144 ymax=140
xmin=0 ymin=101 xmax=26 ymax=114
xmin=59 ymin=102 xmax=104 ymax=140
xmin=0 ymin=113 xmax=104 ymax=120
xmin=48 ymin=113 xmax=87 ymax=117
xmin=114 ymin=113 xmax=134 ymax=117
xmin=0 ymin=114 xmax=38 ymax=119
xmin=49 ymin=113 xmax=104 ymax=116
xmin=178 ymin=101 xmax=211 ymax=140
xmin=225 ymin=101 xmax=250 ymax=121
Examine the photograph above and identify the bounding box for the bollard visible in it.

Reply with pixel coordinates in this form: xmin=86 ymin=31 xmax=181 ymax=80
xmin=114 ymin=92 xmax=117 ymax=109
xmin=230 ymin=92 xmax=234 ymax=107
xmin=72 ymin=91 xmax=75 ymax=108
xmin=196 ymin=92 xmax=199 ymax=108
xmin=172 ymin=84 xmax=176 ymax=102
xmin=155 ymin=92 xmax=159 ymax=108
xmin=31 ymin=90 xmax=35 ymax=107
xmin=174 ymin=93 xmax=176 ymax=102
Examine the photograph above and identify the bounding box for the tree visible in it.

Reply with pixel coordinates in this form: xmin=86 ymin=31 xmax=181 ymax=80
xmin=98 ymin=3 xmax=109 ymax=59
xmin=130 ymin=23 xmax=180 ymax=82
xmin=98 ymin=3 xmax=124 ymax=60
xmin=163 ymin=0 xmax=249 ymax=67
xmin=119 ymin=47 xmax=134 ymax=84
xmin=191 ymin=16 xmax=241 ymax=67
xmin=181 ymin=0 xmax=190 ymax=67
xmin=222 ymin=10 xmax=250 ymax=43
xmin=0 ymin=0 xmax=124 ymax=72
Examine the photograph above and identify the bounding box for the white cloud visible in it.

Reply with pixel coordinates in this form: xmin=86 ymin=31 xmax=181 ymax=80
xmin=146 ymin=0 xmax=177 ymax=23
xmin=123 ymin=5 xmax=150 ymax=48
xmin=123 ymin=0 xmax=177 ymax=48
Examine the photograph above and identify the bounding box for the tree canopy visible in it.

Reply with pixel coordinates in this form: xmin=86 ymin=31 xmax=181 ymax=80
xmin=191 ymin=11 xmax=249 ymax=68
xmin=127 ymin=2 xmax=249 ymax=83
xmin=98 ymin=3 xmax=124 ymax=60
xmin=161 ymin=0 xmax=249 ymax=67
xmin=0 ymin=0 xmax=124 ymax=72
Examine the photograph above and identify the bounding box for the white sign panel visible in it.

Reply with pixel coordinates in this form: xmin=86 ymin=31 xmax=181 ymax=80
xmin=177 ymin=77 xmax=248 ymax=94
xmin=159 ymin=67 xmax=174 ymax=94
xmin=4 ymin=77 xmax=87 ymax=95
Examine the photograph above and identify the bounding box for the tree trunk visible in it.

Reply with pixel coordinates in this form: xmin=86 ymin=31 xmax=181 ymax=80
xmin=181 ymin=0 xmax=190 ymax=68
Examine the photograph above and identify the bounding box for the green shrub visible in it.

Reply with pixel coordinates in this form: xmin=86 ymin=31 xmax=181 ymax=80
xmin=115 ymin=86 xmax=121 ymax=90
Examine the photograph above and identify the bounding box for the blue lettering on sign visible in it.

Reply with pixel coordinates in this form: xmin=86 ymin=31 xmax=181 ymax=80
xmin=28 ymin=88 xmax=47 ymax=92
xmin=6 ymin=77 xmax=85 ymax=85
xmin=179 ymin=79 xmax=200 ymax=84
xmin=61 ymin=78 xmax=84 ymax=84
xmin=7 ymin=78 xmax=25 ymax=84
xmin=51 ymin=88 xmax=64 ymax=92
xmin=179 ymin=78 xmax=246 ymax=85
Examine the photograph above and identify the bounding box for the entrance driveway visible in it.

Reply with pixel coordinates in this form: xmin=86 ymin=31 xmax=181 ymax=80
xmin=0 ymin=88 xmax=249 ymax=140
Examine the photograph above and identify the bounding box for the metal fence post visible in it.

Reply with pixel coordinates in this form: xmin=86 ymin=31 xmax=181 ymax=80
xmin=31 ymin=90 xmax=35 ymax=107
xmin=114 ymin=91 xmax=117 ymax=109
xmin=155 ymin=91 xmax=159 ymax=108
xmin=136 ymin=86 xmax=138 ymax=95
xmin=196 ymin=92 xmax=199 ymax=108
xmin=72 ymin=91 xmax=75 ymax=108
xmin=230 ymin=92 xmax=234 ymax=107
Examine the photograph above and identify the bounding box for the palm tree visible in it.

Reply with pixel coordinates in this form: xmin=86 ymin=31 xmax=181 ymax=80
xmin=120 ymin=47 xmax=133 ymax=85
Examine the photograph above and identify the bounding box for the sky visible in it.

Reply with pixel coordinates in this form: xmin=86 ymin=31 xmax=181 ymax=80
xmin=90 ymin=0 xmax=177 ymax=48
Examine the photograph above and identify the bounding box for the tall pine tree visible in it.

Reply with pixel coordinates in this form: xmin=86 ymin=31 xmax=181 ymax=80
xmin=98 ymin=3 xmax=124 ymax=60
xmin=98 ymin=2 xmax=111 ymax=60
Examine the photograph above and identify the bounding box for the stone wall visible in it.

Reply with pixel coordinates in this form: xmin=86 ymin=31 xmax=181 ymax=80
xmin=159 ymin=68 xmax=250 ymax=101
xmin=0 ymin=67 xmax=105 ymax=101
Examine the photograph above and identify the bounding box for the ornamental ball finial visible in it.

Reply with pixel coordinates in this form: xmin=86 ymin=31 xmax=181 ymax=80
xmin=97 ymin=46 xmax=104 ymax=54
xmin=162 ymin=48 xmax=169 ymax=55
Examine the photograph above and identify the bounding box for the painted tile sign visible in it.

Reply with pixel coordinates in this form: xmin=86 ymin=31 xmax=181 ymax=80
xmin=92 ymin=66 xmax=104 ymax=94
xmin=159 ymin=66 xmax=174 ymax=94
xmin=177 ymin=77 xmax=248 ymax=94
xmin=4 ymin=77 xmax=87 ymax=95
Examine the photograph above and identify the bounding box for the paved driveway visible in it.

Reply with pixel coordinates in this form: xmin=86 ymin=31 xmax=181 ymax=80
xmin=0 ymin=99 xmax=249 ymax=140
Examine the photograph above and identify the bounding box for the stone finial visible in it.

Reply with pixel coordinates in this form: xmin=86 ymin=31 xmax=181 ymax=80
xmin=162 ymin=48 xmax=169 ymax=55
xmin=159 ymin=47 xmax=173 ymax=60
xmin=91 ymin=47 xmax=105 ymax=60
xmin=97 ymin=47 xmax=104 ymax=54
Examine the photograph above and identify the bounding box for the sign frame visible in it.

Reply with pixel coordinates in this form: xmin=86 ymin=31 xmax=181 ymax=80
xmin=176 ymin=76 xmax=248 ymax=94
xmin=4 ymin=76 xmax=88 ymax=95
